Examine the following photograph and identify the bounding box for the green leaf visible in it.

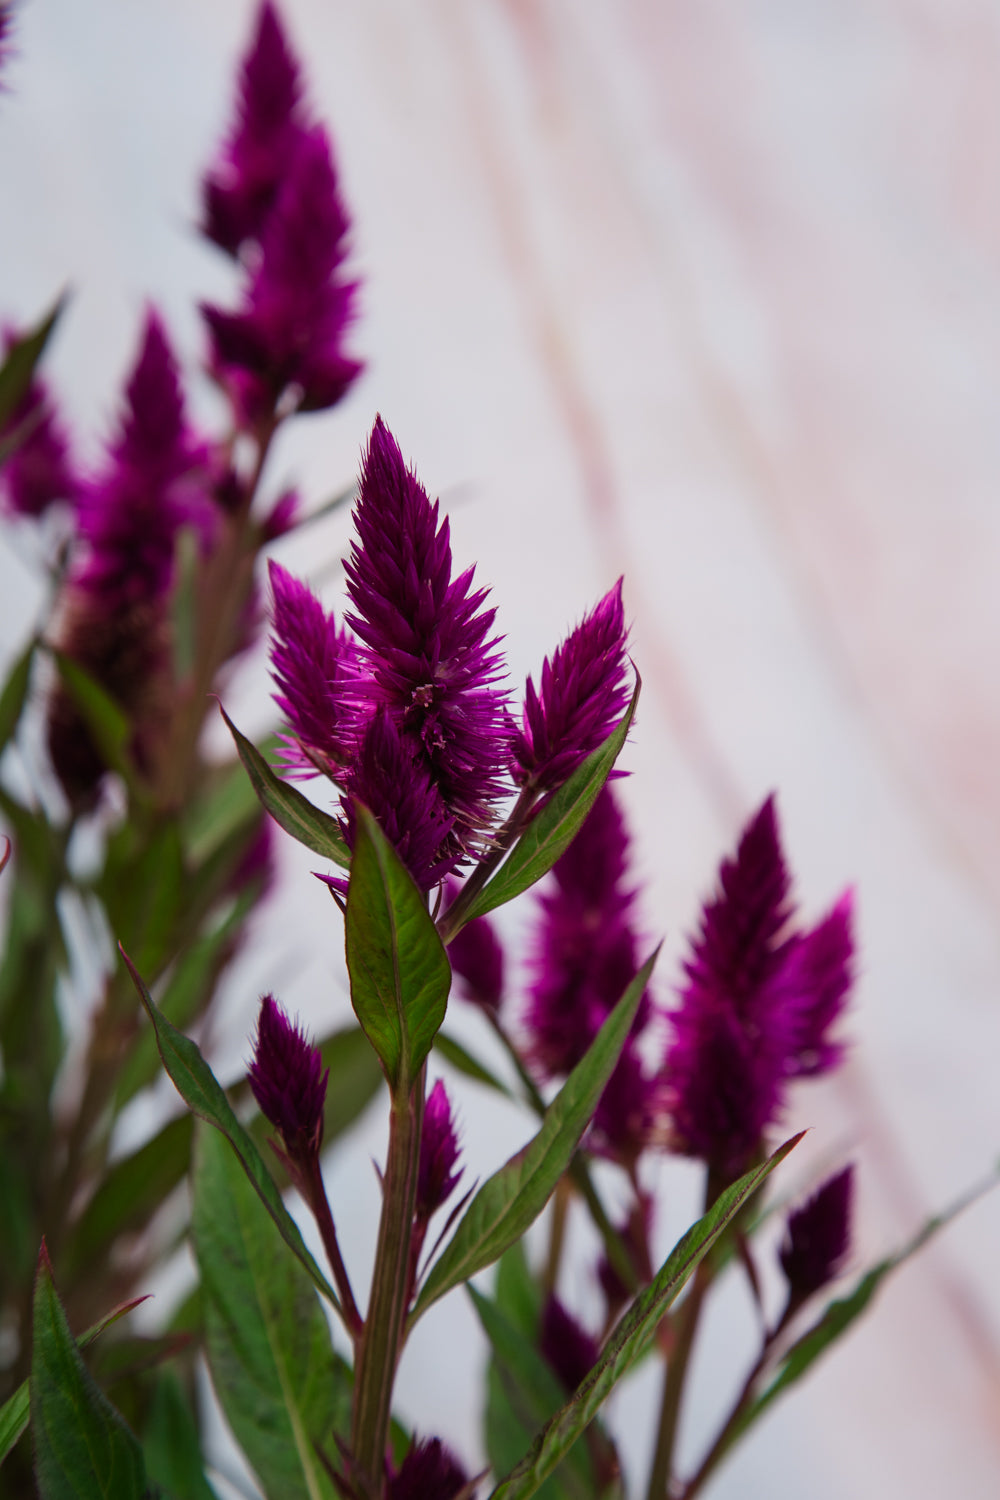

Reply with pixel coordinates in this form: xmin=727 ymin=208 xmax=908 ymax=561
xmin=345 ymin=805 xmax=451 ymax=1094
xmin=412 ymin=949 xmax=658 ymax=1322
xmin=0 ymin=294 xmax=66 ymax=429
xmin=99 ymin=821 xmax=185 ymax=982
xmin=65 ymin=1116 xmax=194 ymax=1277
xmin=142 ymin=1371 xmax=218 ymax=1500
xmin=318 ymin=1025 xmax=385 ymax=1143
xmin=183 ymin=748 xmax=280 ymax=867
xmin=121 ymin=947 xmax=340 ymax=1312
xmin=458 ymin=681 xmax=639 ymax=928
xmin=434 ymin=1031 xmax=513 ymax=1099
xmin=472 ymin=1288 xmax=593 ymax=1500
xmin=31 ymin=1249 xmax=148 ymax=1499
xmin=0 ymin=1297 xmax=147 ymax=1469
xmin=170 ymin=527 xmax=201 ymax=683
xmin=221 ymin=708 xmax=350 ymax=868
xmin=0 ymin=640 xmax=36 ymax=754
xmin=488 ymin=1136 xmax=802 ymax=1500
xmin=193 ymin=1125 xmax=346 ymax=1500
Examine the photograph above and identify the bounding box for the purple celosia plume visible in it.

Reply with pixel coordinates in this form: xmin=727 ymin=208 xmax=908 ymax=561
xmin=268 ymin=559 xmax=360 ymax=777
xmin=540 ymin=1296 xmax=600 ymax=1395
xmin=0 ymin=355 xmax=78 ymax=518
xmin=201 ymin=1 xmax=307 ymax=255
xmin=388 ymin=1437 xmax=469 ymax=1500
xmin=343 ymin=417 xmax=510 ymax=861
xmin=248 ymin=994 xmax=328 ymax=1160
xmin=446 ymin=887 xmax=505 ymax=1014
xmin=416 ymin=1079 xmax=462 ymax=1224
xmin=202 ymin=123 xmax=361 ymax=427
xmin=665 ymin=795 xmax=854 ymax=1183
xmin=512 ymin=578 xmax=630 ymax=794
xmin=779 ymin=1164 xmax=853 ymax=1304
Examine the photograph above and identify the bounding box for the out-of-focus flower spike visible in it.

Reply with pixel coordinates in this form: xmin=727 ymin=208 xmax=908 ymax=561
xmin=512 ymin=578 xmax=630 ymax=794
xmin=597 ymin=1191 xmax=655 ymax=1319
xmin=540 ymin=1296 xmax=600 ymax=1395
xmin=415 ymin=1079 xmax=462 ymax=1223
xmin=268 ymin=559 xmax=360 ymax=777
xmin=783 ymin=889 xmax=855 ymax=1076
xmin=779 ymin=1164 xmax=853 ymax=1305
xmin=201 ymin=1 xmax=306 ymax=255
xmin=247 ymin=993 xmax=328 ymax=1161
xmin=0 ymin=4 xmax=14 ymax=87
xmin=446 ymin=887 xmax=504 ymax=1014
xmin=0 ymin=366 xmax=78 ymax=518
xmin=387 ymin=1437 xmax=470 ymax=1500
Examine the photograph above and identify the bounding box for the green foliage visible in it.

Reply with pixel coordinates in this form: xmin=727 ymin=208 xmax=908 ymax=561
xmin=434 ymin=1031 xmax=514 ymax=1099
xmin=193 ymin=1125 xmax=348 ymax=1500
xmin=141 ymin=1371 xmax=218 ymax=1500
xmin=222 ymin=708 xmax=350 ymax=868
xmin=0 ymin=294 xmax=66 ymax=433
xmin=412 ymin=950 xmax=658 ymax=1322
xmin=345 ymin=805 xmax=451 ymax=1094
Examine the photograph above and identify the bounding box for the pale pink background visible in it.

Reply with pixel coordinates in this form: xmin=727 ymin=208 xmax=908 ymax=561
xmin=2 ymin=2 xmax=1000 ymax=1495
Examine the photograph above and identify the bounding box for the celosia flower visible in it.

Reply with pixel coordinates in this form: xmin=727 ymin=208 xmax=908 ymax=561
xmin=525 ymin=784 xmax=649 ymax=1078
xmin=201 ymin=1 xmax=307 ymax=256
xmin=665 ymin=796 xmax=853 ymax=1182
xmin=0 ymin=360 xmax=78 ymax=517
xmin=416 ymin=1079 xmax=462 ymax=1223
xmin=247 ymin=994 xmax=328 ymax=1160
xmin=540 ymin=1296 xmax=600 ymax=1394
xmin=388 ymin=1437 xmax=469 ymax=1500
xmin=343 ymin=417 xmax=510 ymax=858
xmin=779 ymin=1165 xmax=853 ymax=1304
xmin=202 ymin=124 xmax=361 ymax=426
xmin=446 ymin=889 xmax=504 ymax=1014
xmin=268 ymin=559 xmax=360 ymax=777
xmin=512 ymin=578 xmax=630 ymax=793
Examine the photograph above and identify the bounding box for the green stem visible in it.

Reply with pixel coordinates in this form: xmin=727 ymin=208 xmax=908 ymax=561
xmin=351 ymin=1066 xmax=426 ymax=1498
xmin=436 ymin=787 xmax=537 ymax=943
xmin=646 ymin=1257 xmax=712 ymax=1500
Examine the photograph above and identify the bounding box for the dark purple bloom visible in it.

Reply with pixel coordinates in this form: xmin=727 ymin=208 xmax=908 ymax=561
xmin=779 ymin=1165 xmax=853 ymax=1303
xmin=446 ymin=894 xmax=505 ymax=1014
xmin=388 ymin=1437 xmax=469 ymax=1500
xmin=343 ymin=707 xmax=457 ymax=891
xmin=416 ymin=1079 xmax=462 ymax=1222
xmin=248 ymin=994 xmax=328 ymax=1159
xmin=590 ymin=1041 xmax=665 ymax=1166
xmin=525 ymin=784 xmax=649 ymax=1079
xmin=343 ymin=417 xmax=510 ymax=861
xmin=512 ymin=579 xmax=630 ymax=793
xmin=0 ymin=360 xmax=78 ymax=517
xmin=665 ymin=796 xmax=854 ymax=1182
xmin=540 ymin=1296 xmax=600 ymax=1394
xmin=268 ymin=559 xmax=361 ymax=777
xmin=201 ymin=2 xmax=307 ymax=255
xmin=202 ymin=124 xmax=362 ymax=426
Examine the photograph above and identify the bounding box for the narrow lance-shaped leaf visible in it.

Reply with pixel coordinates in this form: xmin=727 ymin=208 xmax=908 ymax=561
xmin=434 ymin=1031 xmax=514 ymax=1100
xmin=193 ymin=1124 xmax=345 ymax=1500
xmin=221 ymin=706 xmax=350 ymax=868
xmin=449 ymin=679 xmax=639 ymax=934
xmin=121 ymin=945 xmax=341 ymax=1313
xmin=345 ymin=804 xmax=451 ymax=1094
xmin=0 ymin=293 xmax=66 ymax=429
xmin=489 ymin=1134 xmax=803 ymax=1500
xmin=0 ymin=1296 xmax=148 ymax=1470
xmin=0 ymin=640 xmax=36 ymax=754
xmin=31 ymin=1247 xmax=148 ymax=1500
xmin=411 ymin=948 xmax=659 ymax=1323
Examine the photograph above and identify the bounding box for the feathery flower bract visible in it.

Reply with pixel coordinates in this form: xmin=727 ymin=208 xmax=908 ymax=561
xmin=247 ymin=994 xmax=328 ymax=1159
xmin=201 ymin=1 xmax=307 ymax=255
xmin=344 ymin=417 xmax=510 ymax=859
xmin=779 ymin=1165 xmax=853 ymax=1303
xmin=268 ymin=559 xmax=360 ymax=777
xmin=416 ymin=1078 xmax=462 ymax=1223
xmin=512 ymin=578 xmax=630 ymax=793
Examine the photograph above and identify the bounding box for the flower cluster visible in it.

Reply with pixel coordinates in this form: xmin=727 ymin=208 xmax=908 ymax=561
xmin=200 ymin=2 xmax=362 ymax=429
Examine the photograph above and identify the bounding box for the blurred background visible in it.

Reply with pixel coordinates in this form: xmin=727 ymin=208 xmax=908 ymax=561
xmin=2 ymin=0 xmax=1000 ymax=1494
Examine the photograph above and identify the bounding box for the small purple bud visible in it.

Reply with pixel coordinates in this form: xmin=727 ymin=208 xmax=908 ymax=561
xmin=540 ymin=1296 xmax=600 ymax=1394
xmin=512 ymin=578 xmax=630 ymax=793
xmin=416 ymin=1079 xmax=462 ymax=1222
xmin=779 ymin=1165 xmax=854 ymax=1303
xmin=247 ymin=994 xmax=328 ymax=1159
xmin=446 ymin=883 xmax=504 ymax=1013
xmin=388 ymin=1437 xmax=469 ymax=1500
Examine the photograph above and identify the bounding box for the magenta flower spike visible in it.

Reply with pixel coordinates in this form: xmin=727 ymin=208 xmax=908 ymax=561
xmin=0 ymin=358 xmax=78 ymax=517
xmin=415 ymin=1078 xmax=462 ymax=1223
xmin=665 ymin=795 xmax=854 ymax=1182
xmin=202 ymin=124 xmax=362 ymax=426
xmin=388 ymin=1437 xmax=469 ymax=1500
xmin=541 ymin=1296 xmax=600 ymax=1395
xmin=512 ymin=577 xmax=630 ymax=794
xmin=779 ymin=1164 xmax=854 ymax=1304
xmin=247 ymin=994 xmax=328 ymax=1161
xmin=344 ymin=417 xmax=511 ymax=859
xmin=201 ymin=1 xmax=307 ymax=256
xmin=268 ymin=559 xmax=361 ymax=777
